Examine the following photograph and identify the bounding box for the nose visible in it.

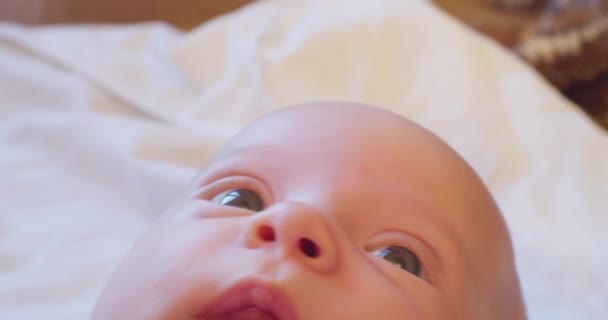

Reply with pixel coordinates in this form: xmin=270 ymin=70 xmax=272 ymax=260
xmin=244 ymin=202 xmax=339 ymax=274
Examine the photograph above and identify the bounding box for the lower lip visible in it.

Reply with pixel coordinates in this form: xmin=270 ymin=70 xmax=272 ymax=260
xmin=197 ymin=280 xmax=296 ymax=320
xmin=202 ymin=307 xmax=277 ymax=320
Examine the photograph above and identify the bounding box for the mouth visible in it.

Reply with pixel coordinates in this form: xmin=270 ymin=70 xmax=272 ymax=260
xmin=196 ymin=280 xmax=298 ymax=320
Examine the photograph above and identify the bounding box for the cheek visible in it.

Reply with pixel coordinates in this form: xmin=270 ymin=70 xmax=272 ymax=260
xmin=94 ymin=215 xmax=249 ymax=318
xmin=323 ymin=256 xmax=454 ymax=320
xmin=103 ymin=216 xmax=240 ymax=290
xmin=137 ymin=218 xmax=242 ymax=282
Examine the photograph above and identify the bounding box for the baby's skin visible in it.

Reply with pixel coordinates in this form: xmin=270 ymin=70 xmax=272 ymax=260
xmin=92 ymin=102 xmax=527 ymax=320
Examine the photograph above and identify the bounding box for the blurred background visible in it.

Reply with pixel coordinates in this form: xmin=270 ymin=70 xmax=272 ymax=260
xmin=0 ymin=0 xmax=252 ymax=29
xmin=1 ymin=0 xmax=606 ymax=128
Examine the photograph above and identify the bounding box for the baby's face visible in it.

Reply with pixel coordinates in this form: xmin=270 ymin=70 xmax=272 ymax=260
xmin=92 ymin=103 xmax=526 ymax=320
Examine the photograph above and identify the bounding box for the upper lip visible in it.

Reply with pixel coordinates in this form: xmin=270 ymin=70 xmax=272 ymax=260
xmin=196 ymin=278 xmax=298 ymax=320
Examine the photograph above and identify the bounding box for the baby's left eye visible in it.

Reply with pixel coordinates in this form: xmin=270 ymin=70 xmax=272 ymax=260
xmin=215 ymin=189 xmax=264 ymax=212
xmin=372 ymin=246 xmax=422 ymax=277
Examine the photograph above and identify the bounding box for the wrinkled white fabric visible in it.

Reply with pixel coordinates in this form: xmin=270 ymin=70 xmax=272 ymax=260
xmin=0 ymin=0 xmax=606 ymax=319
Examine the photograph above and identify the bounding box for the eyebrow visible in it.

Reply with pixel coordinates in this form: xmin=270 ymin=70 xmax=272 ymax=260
xmin=195 ymin=145 xmax=282 ymax=186
xmin=209 ymin=144 xmax=284 ymax=165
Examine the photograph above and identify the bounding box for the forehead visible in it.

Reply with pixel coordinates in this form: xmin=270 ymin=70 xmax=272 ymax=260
xmin=202 ymin=125 xmax=467 ymax=240
xmin=211 ymin=110 xmax=466 ymax=202
xmin=217 ymin=109 xmax=451 ymax=175
xmin=202 ymin=107 xmax=503 ymax=240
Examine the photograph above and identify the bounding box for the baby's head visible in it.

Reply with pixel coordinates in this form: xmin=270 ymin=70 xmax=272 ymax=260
xmin=92 ymin=102 xmax=526 ymax=319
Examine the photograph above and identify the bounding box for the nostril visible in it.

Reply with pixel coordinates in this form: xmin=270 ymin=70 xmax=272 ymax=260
xmin=299 ymin=238 xmax=320 ymax=258
xmin=257 ymin=225 xmax=275 ymax=242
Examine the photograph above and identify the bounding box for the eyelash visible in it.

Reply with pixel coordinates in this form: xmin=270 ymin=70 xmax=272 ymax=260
xmin=198 ymin=176 xmax=272 ymax=204
xmin=366 ymin=238 xmax=431 ymax=283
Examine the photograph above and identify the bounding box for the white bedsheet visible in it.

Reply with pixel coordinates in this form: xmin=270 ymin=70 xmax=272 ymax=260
xmin=1 ymin=0 xmax=606 ymax=319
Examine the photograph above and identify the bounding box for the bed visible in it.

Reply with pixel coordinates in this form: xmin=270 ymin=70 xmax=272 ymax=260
xmin=1 ymin=0 xmax=606 ymax=319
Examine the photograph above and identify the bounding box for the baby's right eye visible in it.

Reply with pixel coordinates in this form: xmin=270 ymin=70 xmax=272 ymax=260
xmin=214 ymin=189 xmax=264 ymax=212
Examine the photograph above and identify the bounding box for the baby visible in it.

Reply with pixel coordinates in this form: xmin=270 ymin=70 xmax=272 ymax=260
xmin=91 ymin=102 xmax=527 ymax=319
